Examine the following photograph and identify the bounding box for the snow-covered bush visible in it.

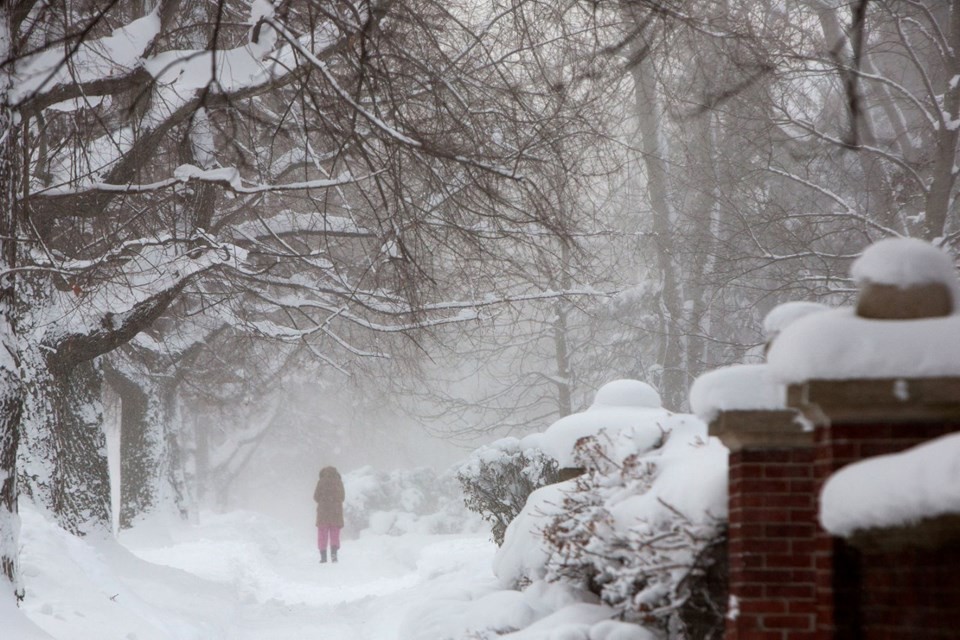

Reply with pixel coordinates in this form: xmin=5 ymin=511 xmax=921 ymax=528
xmin=458 ymin=380 xmax=669 ymax=547
xmin=542 ymin=430 xmax=727 ymax=636
xmin=495 ymin=414 xmax=729 ymax=639
xmin=343 ymin=466 xmax=482 ymax=536
xmin=457 ymin=438 xmax=561 ymax=545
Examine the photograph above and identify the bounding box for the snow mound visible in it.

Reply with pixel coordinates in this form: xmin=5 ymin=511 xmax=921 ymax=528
xmin=852 ymin=238 xmax=958 ymax=297
xmin=520 ymin=380 xmax=669 ymax=468
xmin=399 ymin=578 xmax=612 ymax=640
xmin=820 ymin=432 xmax=960 ymax=537
xmin=763 ymin=301 xmax=831 ymax=338
xmin=604 ymin=418 xmax=727 ymax=533
xmin=590 ymin=379 xmax=661 ymax=409
xmin=16 ymin=500 xmax=233 ymax=640
xmin=767 ymin=307 xmax=960 ymax=382
xmin=493 ymin=481 xmax=573 ymax=587
xmin=689 ymin=364 xmax=786 ymax=422
xmin=0 ymin=595 xmax=51 ymax=639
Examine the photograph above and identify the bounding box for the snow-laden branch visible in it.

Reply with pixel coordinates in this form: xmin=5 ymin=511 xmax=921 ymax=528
xmin=24 ymin=6 xmax=352 ymax=208
xmin=899 ymin=3 xmax=952 ymax=62
xmin=248 ymin=278 xmax=607 ymax=319
xmin=11 ymin=8 xmax=162 ymax=106
xmin=43 ymin=234 xmax=247 ymax=366
xmin=267 ymin=18 xmax=421 ymax=147
xmin=247 ymin=304 xmax=480 ymax=336
xmin=26 ymin=228 xmax=243 ymax=275
xmin=244 ymin=316 xmax=389 ymax=356
xmin=229 ymin=209 xmax=374 ymax=244
xmin=775 ymin=115 xmax=928 ymax=194
xmin=266 ymin=17 xmax=525 ymax=181
xmin=766 ymin=166 xmax=904 ymax=238
xmin=33 ymin=164 xmax=374 ymax=198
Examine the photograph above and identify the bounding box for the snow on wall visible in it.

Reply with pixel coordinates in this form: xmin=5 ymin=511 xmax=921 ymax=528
xmin=762 ymin=301 xmax=831 ymax=339
xmin=820 ymin=432 xmax=960 ymax=537
xmin=688 ymin=364 xmax=786 ymax=423
xmin=767 ymin=239 xmax=960 ymax=383
xmin=767 ymin=308 xmax=960 ymax=383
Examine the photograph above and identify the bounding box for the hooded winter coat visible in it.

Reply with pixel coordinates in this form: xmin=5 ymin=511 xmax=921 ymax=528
xmin=314 ymin=466 xmax=345 ymax=527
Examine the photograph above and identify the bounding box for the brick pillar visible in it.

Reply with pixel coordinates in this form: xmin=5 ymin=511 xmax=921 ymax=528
xmin=710 ymin=409 xmax=816 ymax=640
xmin=789 ymin=377 xmax=960 ymax=639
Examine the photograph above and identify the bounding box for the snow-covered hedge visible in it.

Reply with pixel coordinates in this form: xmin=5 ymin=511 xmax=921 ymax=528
xmin=343 ymin=466 xmax=483 ymax=537
xmin=494 ymin=414 xmax=729 ymax=638
xmin=457 ymin=438 xmax=561 ymax=545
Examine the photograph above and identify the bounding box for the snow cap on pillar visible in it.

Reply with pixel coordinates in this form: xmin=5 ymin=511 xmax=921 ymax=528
xmin=853 ymin=237 xmax=959 ymax=319
xmin=767 ymin=238 xmax=960 ymax=385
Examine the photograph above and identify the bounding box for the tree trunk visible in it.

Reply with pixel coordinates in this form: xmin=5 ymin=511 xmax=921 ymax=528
xmin=683 ymin=110 xmax=719 ymax=384
xmin=19 ymin=339 xmax=112 ymax=536
xmin=631 ymin=55 xmax=687 ymax=410
xmin=103 ymin=358 xmax=190 ymax=529
xmin=923 ymin=2 xmax=960 ymax=240
xmin=20 ymin=282 xmax=187 ymax=534
xmin=191 ymin=412 xmax=209 ymax=511
xmin=49 ymin=358 xmax=111 ymax=535
xmin=553 ymin=243 xmax=573 ymax=417
xmin=157 ymin=381 xmax=189 ymax=521
xmin=103 ymin=363 xmax=153 ymax=529
xmin=0 ymin=4 xmax=23 ymax=600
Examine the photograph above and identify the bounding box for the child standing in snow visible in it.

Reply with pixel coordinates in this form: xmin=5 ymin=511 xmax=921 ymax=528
xmin=313 ymin=466 xmax=345 ymax=563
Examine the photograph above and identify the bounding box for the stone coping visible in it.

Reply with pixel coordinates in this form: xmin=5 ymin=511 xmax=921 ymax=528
xmin=708 ymin=409 xmax=811 ymax=452
xmin=787 ymin=377 xmax=960 ymax=425
xmin=846 ymin=513 xmax=960 ymax=552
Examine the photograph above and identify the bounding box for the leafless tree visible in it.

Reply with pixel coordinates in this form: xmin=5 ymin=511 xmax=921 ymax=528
xmin=0 ymin=0 xmax=602 ymax=598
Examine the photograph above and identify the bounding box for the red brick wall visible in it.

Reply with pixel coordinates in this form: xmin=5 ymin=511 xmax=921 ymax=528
xmin=855 ymin=542 xmax=960 ymax=639
xmin=726 ymin=447 xmax=816 ymax=640
xmin=725 ymin=418 xmax=960 ymax=640
xmin=813 ymin=421 xmax=960 ymax=640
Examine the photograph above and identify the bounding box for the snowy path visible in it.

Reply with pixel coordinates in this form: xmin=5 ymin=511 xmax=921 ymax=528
xmin=129 ymin=513 xmax=495 ymax=640
xmin=16 ymin=506 xmax=499 ymax=640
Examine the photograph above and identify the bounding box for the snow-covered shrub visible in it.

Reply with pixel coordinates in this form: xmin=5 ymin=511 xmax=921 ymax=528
xmin=458 ymin=380 xmax=669 ymax=547
xmin=343 ymin=466 xmax=481 ymax=536
xmin=495 ymin=415 xmax=728 ymax=639
xmin=541 ymin=427 xmax=727 ymax=637
xmin=457 ymin=438 xmax=561 ymax=545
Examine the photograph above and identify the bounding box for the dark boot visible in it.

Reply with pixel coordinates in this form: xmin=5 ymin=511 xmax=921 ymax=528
xmin=331 ymin=546 xmax=338 ymax=563
xmin=320 ymin=550 xmax=327 ymax=563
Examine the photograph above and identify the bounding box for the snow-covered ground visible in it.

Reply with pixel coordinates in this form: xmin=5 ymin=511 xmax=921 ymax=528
xmin=11 ymin=501 xmax=500 ymax=640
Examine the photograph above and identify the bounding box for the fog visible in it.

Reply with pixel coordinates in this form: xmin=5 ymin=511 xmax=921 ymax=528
xmin=208 ymin=381 xmax=472 ymax=526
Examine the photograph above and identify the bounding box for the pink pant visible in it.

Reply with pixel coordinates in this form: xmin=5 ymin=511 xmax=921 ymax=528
xmin=317 ymin=525 xmax=341 ymax=550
